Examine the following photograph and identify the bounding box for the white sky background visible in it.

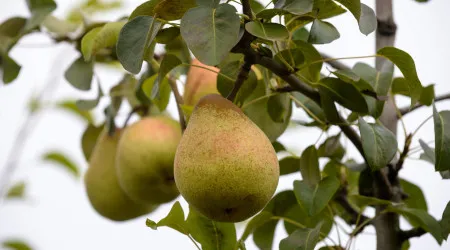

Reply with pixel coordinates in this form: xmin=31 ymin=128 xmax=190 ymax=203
xmin=0 ymin=0 xmax=450 ymax=249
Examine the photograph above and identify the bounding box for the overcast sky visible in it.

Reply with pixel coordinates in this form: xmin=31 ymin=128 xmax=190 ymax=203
xmin=1 ymin=0 xmax=450 ymax=249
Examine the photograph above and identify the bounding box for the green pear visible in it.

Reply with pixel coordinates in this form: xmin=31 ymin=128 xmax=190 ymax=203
xmin=84 ymin=130 xmax=156 ymax=221
xmin=183 ymin=59 xmax=219 ymax=106
xmin=116 ymin=116 xmax=182 ymax=204
xmin=174 ymin=94 xmax=280 ymax=222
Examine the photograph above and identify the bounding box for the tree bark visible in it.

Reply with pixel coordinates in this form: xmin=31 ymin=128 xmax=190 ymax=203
xmin=374 ymin=1 xmax=402 ymax=250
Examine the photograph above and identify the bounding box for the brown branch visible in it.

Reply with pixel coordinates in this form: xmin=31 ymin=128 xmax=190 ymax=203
xmin=399 ymin=92 xmax=450 ymax=116
xmin=398 ymin=227 xmax=427 ymax=242
xmin=168 ymin=78 xmax=187 ymax=132
xmin=122 ymin=105 xmax=148 ymax=128
xmin=227 ymin=58 xmax=253 ymax=102
xmin=245 ymin=49 xmax=366 ymax=158
xmin=335 ymin=190 xmax=371 ymax=235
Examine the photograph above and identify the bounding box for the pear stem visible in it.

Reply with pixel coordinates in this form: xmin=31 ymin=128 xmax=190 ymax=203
xmin=168 ymin=78 xmax=187 ymax=132
xmin=226 ymin=58 xmax=253 ymax=103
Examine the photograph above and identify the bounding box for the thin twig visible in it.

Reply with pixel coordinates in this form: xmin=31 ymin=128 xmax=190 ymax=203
xmin=399 ymin=92 xmax=450 ymax=116
xmin=227 ymin=59 xmax=253 ymax=102
xmin=122 ymin=105 xmax=148 ymax=128
xmin=320 ymin=53 xmax=352 ymax=71
xmin=168 ymin=78 xmax=187 ymax=132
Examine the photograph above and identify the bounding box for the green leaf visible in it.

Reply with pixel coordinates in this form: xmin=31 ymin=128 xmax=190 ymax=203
xmin=249 ymin=0 xmax=264 ymax=13
xmin=153 ymin=0 xmax=197 ymax=21
xmin=279 ymin=156 xmax=300 ymax=176
xmin=334 ymin=0 xmax=360 ymax=20
xmin=141 ymin=74 xmax=171 ymax=112
xmin=400 ymin=179 xmax=428 ymax=210
xmin=267 ymin=94 xmax=291 ymax=123
xmin=293 ymin=40 xmax=322 ymax=82
xmin=319 ymin=89 xmax=340 ymax=124
xmin=243 ymin=77 xmax=292 ymax=142
xmin=117 ymin=16 xmax=162 ymax=74
xmin=389 ymin=205 xmax=443 ymax=244
xmin=1 ymin=55 xmax=21 ymax=84
xmin=56 ymin=101 xmax=93 ymax=123
xmin=41 ymin=15 xmax=78 ymax=37
xmin=253 ymin=191 xmax=298 ymax=249
xmin=433 ymin=107 xmax=450 ymax=172
xmin=293 ymin=176 xmax=340 ymax=216
xmin=64 ymin=56 xmax=93 ymax=90
xmin=272 ymin=141 xmax=286 ymax=153
xmin=6 ymin=181 xmax=26 ymax=199
xmin=441 ymin=201 xmax=450 ymax=240
xmin=352 ymin=62 xmax=394 ymax=118
xmin=155 ymin=27 xmax=181 ymax=44
xmin=308 ymin=19 xmax=340 ymax=44
xmin=181 ymin=4 xmax=240 ymax=66
xmin=401 ymin=241 xmax=410 ymax=250
xmin=0 ymin=17 xmax=27 ymax=53
xmin=245 ymin=22 xmax=289 ymax=41
xmin=155 ymin=54 xmax=181 ymax=98
xmin=81 ymin=124 xmax=103 ymax=161
xmin=129 ymin=0 xmax=161 ymax=20
xmin=419 ymin=84 xmax=435 ymax=106
xmin=377 ymin=47 xmax=423 ymax=107
xmin=25 ymin=0 xmax=57 ymax=32
xmin=419 ymin=139 xmax=435 ymax=164
xmin=147 ymin=201 xmax=188 ymax=234
xmin=42 ymin=151 xmax=79 ymax=178
xmin=187 ymin=207 xmax=237 ymax=250
xmin=359 ymin=118 xmax=397 ymax=170
xmin=282 ymin=0 xmax=313 ymax=15
xmin=318 ymin=134 xmax=345 ymax=160
xmin=253 ymin=220 xmax=277 ymax=250
xmin=76 ymin=82 xmax=103 ymax=110
xmin=279 ymin=222 xmax=322 ymax=250
xmin=291 ymin=92 xmax=326 ymax=123
xmin=240 ymin=211 xmax=273 ymax=241
xmin=283 ymin=205 xmax=333 ymax=237
xmin=197 ymin=0 xmax=220 ymax=8
xmin=359 ymin=3 xmax=377 ymax=35
xmin=255 ymin=9 xmax=289 ymax=19
xmin=81 ymin=21 xmax=125 ymax=61
xmin=274 ymin=48 xmax=305 ymax=70
xmin=300 ymin=146 xmax=321 ymax=186
xmin=318 ymin=77 xmax=368 ymax=113
xmin=2 ymin=240 xmax=32 ymax=250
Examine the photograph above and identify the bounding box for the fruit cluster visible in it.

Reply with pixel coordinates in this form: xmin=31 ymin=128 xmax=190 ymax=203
xmin=84 ymin=59 xmax=280 ymax=222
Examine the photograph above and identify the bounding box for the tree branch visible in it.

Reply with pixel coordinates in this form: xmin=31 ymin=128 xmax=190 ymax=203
xmin=399 ymin=92 xmax=450 ymax=116
xmin=398 ymin=227 xmax=427 ymax=242
xmin=335 ymin=189 xmax=371 ymax=235
xmin=245 ymin=49 xmax=365 ymax=157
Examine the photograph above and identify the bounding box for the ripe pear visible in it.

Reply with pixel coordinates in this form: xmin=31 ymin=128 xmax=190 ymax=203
xmin=183 ymin=59 xmax=219 ymax=106
xmin=84 ymin=130 xmax=156 ymax=221
xmin=174 ymin=94 xmax=280 ymax=222
xmin=116 ymin=116 xmax=182 ymax=205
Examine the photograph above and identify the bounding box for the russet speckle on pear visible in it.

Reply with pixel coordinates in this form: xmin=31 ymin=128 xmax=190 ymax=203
xmin=84 ymin=130 xmax=156 ymax=221
xmin=116 ymin=116 xmax=182 ymax=205
xmin=174 ymin=94 xmax=279 ymax=222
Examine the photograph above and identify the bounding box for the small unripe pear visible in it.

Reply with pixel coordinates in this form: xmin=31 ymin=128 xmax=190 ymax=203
xmin=174 ymin=94 xmax=279 ymax=222
xmin=116 ymin=116 xmax=182 ymax=204
xmin=183 ymin=59 xmax=219 ymax=106
xmin=84 ymin=130 xmax=156 ymax=221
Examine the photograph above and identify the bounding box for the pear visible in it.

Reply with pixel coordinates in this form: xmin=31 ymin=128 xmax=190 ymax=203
xmin=116 ymin=116 xmax=182 ymax=205
xmin=84 ymin=130 xmax=156 ymax=221
xmin=174 ymin=94 xmax=280 ymax=222
xmin=183 ymin=59 xmax=219 ymax=106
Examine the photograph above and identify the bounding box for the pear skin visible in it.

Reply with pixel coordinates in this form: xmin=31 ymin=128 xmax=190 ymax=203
xmin=116 ymin=116 xmax=182 ymax=204
xmin=183 ymin=59 xmax=219 ymax=106
xmin=84 ymin=130 xmax=156 ymax=221
xmin=174 ymin=94 xmax=280 ymax=222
